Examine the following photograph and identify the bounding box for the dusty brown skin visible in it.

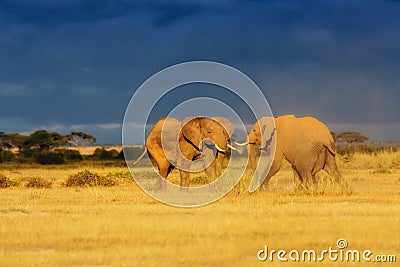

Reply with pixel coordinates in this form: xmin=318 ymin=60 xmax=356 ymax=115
xmin=145 ymin=117 xmax=234 ymax=189
xmin=246 ymin=115 xmax=341 ymax=190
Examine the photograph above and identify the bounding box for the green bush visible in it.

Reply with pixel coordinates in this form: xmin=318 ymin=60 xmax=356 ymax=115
xmin=89 ymin=148 xmax=121 ymax=160
xmin=61 ymin=149 xmax=83 ymax=162
xmin=0 ymin=174 xmax=19 ymax=188
xmin=0 ymin=150 xmax=15 ymax=163
xmin=25 ymin=177 xmax=53 ymax=188
xmin=35 ymin=152 xmax=65 ymax=165
xmin=64 ymin=170 xmax=117 ymax=187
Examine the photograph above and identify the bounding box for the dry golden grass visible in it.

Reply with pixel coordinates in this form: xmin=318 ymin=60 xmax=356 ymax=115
xmin=0 ymin=152 xmax=399 ymax=266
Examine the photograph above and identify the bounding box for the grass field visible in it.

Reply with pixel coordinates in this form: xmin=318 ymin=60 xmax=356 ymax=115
xmin=0 ymin=152 xmax=399 ymax=266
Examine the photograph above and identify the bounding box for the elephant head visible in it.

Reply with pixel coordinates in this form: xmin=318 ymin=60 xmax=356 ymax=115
xmin=176 ymin=116 xmax=235 ymax=188
xmin=234 ymin=117 xmax=276 ymax=175
xmin=180 ymin=116 xmax=235 ymax=153
xmin=236 ymin=117 xmax=275 ymax=151
xmin=249 ymin=117 xmax=275 ymax=150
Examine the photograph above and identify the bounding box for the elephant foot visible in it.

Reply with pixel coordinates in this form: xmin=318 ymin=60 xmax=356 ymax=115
xmin=155 ymin=179 xmax=167 ymax=191
xmin=259 ymin=184 xmax=269 ymax=192
xmin=179 ymin=186 xmax=189 ymax=192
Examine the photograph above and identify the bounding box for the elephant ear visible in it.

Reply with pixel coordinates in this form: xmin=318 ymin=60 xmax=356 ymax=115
xmin=159 ymin=117 xmax=182 ymax=161
xmin=258 ymin=117 xmax=275 ymax=145
xmin=160 ymin=117 xmax=181 ymax=145
xmin=211 ymin=117 xmax=234 ymax=137
xmin=181 ymin=117 xmax=202 ymax=148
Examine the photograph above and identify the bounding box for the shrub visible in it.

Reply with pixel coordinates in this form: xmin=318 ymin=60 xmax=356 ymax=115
xmin=0 ymin=150 xmax=15 ymax=163
xmin=59 ymin=149 xmax=83 ymax=162
xmin=89 ymin=148 xmax=121 ymax=160
xmin=64 ymin=170 xmax=117 ymax=187
xmin=0 ymin=174 xmax=18 ymax=188
xmin=25 ymin=177 xmax=53 ymax=188
xmin=35 ymin=152 xmax=65 ymax=165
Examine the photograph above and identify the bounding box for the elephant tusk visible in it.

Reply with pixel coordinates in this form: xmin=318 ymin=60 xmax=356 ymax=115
xmin=214 ymin=143 xmax=226 ymax=153
xmin=234 ymin=141 xmax=249 ymax=146
xmin=227 ymin=144 xmax=237 ymax=151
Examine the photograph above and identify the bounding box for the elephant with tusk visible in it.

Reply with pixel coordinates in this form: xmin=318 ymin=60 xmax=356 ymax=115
xmin=238 ymin=114 xmax=344 ymax=191
xmin=134 ymin=116 xmax=236 ymax=190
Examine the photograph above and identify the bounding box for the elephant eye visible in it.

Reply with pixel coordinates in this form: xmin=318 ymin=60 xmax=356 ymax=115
xmin=207 ymin=131 xmax=212 ymax=134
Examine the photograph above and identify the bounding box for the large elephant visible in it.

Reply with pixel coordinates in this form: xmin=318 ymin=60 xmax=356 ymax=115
xmin=237 ymin=114 xmax=342 ymax=190
xmin=144 ymin=116 xmax=235 ymax=189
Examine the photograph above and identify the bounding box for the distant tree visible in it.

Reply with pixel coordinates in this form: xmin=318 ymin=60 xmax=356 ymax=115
xmin=91 ymin=147 xmax=119 ymax=160
xmin=25 ymin=130 xmax=66 ymax=153
xmin=0 ymin=132 xmax=13 ymax=163
xmin=0 ymin=132 xmax=5 ymax=149
xmin=336 ymin=131 xmax=368 ymax=146
xmin=1 ymin=133 xmax=29 ymax=152
xmin=65 ymin=132 xmax=96 ymax=151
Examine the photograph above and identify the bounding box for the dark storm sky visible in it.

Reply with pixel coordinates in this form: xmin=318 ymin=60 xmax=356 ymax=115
xmin=0 ymin=0 xmax=399 ymax=143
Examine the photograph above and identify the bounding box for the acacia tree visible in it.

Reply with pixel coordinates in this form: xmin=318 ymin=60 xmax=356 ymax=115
xmin=0 ymin=132 xmax=5 ymax=148
xmin=336 ymin=131 xmax=368 ymax=146
xmin=1 ymin=132 xmax=29 ymax=152
xmin=25 ymin=130 xmax=66 ymax=153
xmin=65 ymin=132 xmax=96 ymax=151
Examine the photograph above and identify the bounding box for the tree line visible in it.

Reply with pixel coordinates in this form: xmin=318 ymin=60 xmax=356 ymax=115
xmin=0 ymin=130 xmax=127 ymax=164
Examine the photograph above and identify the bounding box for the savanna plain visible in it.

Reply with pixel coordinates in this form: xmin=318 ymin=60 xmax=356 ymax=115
xmin=0 ymin=151 xmax=399 ymax=266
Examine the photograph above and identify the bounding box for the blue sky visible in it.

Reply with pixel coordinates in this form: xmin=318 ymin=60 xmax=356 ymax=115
xmin=0 ymin=0 xmax=399 ymax=143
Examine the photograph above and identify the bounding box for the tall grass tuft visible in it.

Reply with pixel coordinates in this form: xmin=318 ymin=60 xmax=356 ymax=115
xmin=337 ymin=151 xmax=400 ymax=169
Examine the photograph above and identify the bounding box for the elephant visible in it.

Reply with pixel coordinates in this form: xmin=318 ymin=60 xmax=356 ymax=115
xmin=236 ymin=114 xmax=342 ymax=190
xmin=136 ymin=116 xmax=235 ymax=189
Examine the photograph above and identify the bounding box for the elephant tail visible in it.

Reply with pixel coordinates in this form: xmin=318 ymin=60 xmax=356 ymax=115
xmin=325 ymin=142 xmax=352 ymax=163
xmin=132 ymin=147 xmax=147 ymax=166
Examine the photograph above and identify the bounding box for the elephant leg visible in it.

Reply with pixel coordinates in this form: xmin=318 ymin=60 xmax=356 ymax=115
xmin=148 ymin=147 xmax=169 ymax=190
xmin=215 ymin=152 xmax=225 ymax=177
xmin=203 ymin=160 xmax=217 ymax=192
xmin=260 ymin=152 xmax=283 ymax=192
xmin=297 ymin=169 xmax=313 ymax=190
xmin=203 ymin=159 xmax=217 ymax=183
xmin=292 ymin=166 xmax=303 ymax=190
xmin=323 ymin=151 xmax=349 ymax=191
xmin=179 ymin=170 xmax=190 ymax=191
xmin=156 ymin=160 xmax=170 ymax=190
xmin=249 ymin=144 xmax=261 ymax=173
xmin=178 ymin=157 xmax=192 ymax=191
xmin=323 ymin=153 xmax=341 ymax=182
xmin=311 ymin=174 xmax=318 ymax=189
